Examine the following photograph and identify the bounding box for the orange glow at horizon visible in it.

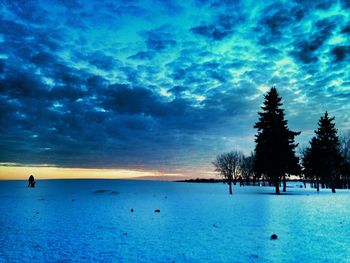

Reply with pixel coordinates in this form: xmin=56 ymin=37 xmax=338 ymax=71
xmin=0 ymin=165 xmax=161 ymax=180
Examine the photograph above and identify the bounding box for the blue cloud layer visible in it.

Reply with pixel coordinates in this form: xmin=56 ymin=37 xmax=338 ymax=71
xmin=1 ymin=0 xmax=350 ymax=176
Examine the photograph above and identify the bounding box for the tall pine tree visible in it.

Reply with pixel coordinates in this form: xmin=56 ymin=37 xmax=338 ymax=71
xmin=303 ymin=112 xmax=343 ymax=193
xmin=254 ymin=87 xmax=300 ymax=194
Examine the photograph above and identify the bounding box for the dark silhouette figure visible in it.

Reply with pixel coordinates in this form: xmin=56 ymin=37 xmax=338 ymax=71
xmin=28 ymin=175 xmax=36 ymax=188
xmin=254 ymin=87 xmax=300 ymax=194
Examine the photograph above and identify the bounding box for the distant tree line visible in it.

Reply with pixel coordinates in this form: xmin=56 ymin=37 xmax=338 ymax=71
xmin=213 ymin=87 xmax=350 ymax=194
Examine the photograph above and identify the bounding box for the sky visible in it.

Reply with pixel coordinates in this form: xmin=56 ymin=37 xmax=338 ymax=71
xmin=0 ymin=0 xmax=350 ymax=180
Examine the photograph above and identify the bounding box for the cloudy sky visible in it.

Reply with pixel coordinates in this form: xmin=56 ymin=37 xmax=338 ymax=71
xmin=1 ymin=0 xmax=350 ymax=179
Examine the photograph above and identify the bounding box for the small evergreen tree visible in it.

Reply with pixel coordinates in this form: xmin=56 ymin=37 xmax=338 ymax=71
xmin=303 ymin=112 xmax=343 ymax=193
xmin=254 ymin=87 xmax=300 ymax=194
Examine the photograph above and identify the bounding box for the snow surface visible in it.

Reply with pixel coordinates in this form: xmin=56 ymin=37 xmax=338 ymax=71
xmin=0 ymin=179 xmax=349 ymax=262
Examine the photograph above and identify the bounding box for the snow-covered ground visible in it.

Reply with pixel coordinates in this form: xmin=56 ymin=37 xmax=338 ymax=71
xmin=0 ymin=179 xmax=349 ymax=262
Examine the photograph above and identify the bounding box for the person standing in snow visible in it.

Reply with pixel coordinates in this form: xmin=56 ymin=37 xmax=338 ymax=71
xmin=28 ymin=175 xmax=36 ymax=188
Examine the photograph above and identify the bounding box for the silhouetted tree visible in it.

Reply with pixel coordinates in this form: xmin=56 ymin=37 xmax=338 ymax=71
xmin=340 ymin=131 xmax=350 ymax=189
xmin=340 ymin=131 xmax=350 ymax=161
xmin=303 ymin=113 xmax=343 ymax=193
xmin=240 ymin=153 xmax=255 ymax=185
xmin=302 ymin=138 xmax=320 ymax=191
xmin=213 ymin=151 xmax=243 ymax=194
xmin=254 ymin=87 xmax=300 ymax=194
xmin=314 ymin=112 xmax=343 ymax=193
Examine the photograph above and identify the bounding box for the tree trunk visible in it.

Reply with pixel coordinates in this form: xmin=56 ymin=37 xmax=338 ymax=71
xmin=316 ymin=175 xmax=319 ymax=192
xmin=275 ymin=182 xmax=280 ymax=195
xmin=331 ymin=177 xmax=336 ymax=193
xmin=283 ymin=174 xmax=286 ymax=192
xmin=228 ymin=181 xmax=232 ymax=195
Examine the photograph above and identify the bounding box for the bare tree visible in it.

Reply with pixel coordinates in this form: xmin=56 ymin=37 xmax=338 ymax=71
xmin=340 ymin=130 xmax=350 ymax=160
xmin=241 ymin=153 xmax=255 ymax=185
xmin=213 ymin=151 xmax=243 ymax=194
xmin=340 ymin=130 xmax=350 ymax=189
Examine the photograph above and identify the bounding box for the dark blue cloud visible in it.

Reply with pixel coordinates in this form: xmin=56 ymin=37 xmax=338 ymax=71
xmin=291 ymin=17 xmax=340 ymax=64
xmin=332 ymin=46 xmax=350 ymax=62
xmin=144 ymin=27 xmax=177 ymax=51
xmin=191 ymin=13 xmax=244 ymax=40
xmin=128 ymin=51 xmax=156 ymax=60
xmin=258 ymin=4 xmax=304 ymax=44
xmin=153 ymin=0 xmax=183 ymax=15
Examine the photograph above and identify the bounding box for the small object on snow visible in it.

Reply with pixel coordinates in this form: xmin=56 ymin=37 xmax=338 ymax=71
xmin=213 ymin=224 xmax=217 ymax=227
xmin=123 ymin=232 xmax=127 ymax=235
xmin=131 ymin=209 xmax=134 ymax=212
xmin=270 ymin=234 xmax=278 ymax=240
xmin=72 ymin=199 xmax=75 ymax=201
xmin=36 ymin=212 xmax=39 ymax=214
xmin=94 ymin=189 xmax=108 ymax=194
xmin=155 ymin=209 xmax=160 ymax=213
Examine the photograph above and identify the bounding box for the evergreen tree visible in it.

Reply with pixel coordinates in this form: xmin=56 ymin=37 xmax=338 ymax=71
xmin=303 ymin=112 xmax=343 ymax=193
xmin=254 ymin=87 xmax=300 ymax=194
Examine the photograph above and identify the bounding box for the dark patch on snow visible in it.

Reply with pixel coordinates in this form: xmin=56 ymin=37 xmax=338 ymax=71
xmin=155 ymin=209 xmax=160 ymax=213
xmin=94 ymin=189 xmax=109 ymax=194
xmin=130 ymin=208 xmax=134 ymax=212
xmin=93 ymin=189 xmax=120 ymax=195
xmin=270 ymin=234 xmax=278 ymax=240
